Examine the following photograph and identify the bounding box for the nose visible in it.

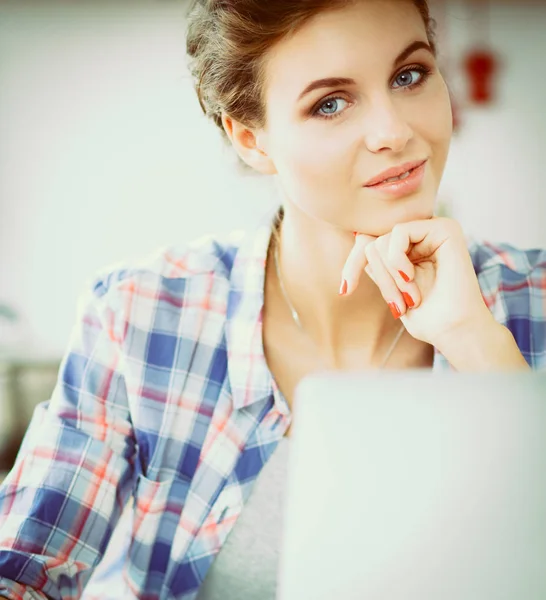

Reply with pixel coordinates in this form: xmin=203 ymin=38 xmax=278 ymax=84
xmin=363 ymin=95 xmax=413 ymax=154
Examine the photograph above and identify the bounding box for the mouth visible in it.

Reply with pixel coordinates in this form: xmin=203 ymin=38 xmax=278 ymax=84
xmin=364 ymin=159 xmax=428 ymax=187
xmin=375 ymin=166 xmax=417 ymax=185
xmin=362 ymin=159 xmax=428 ymax=198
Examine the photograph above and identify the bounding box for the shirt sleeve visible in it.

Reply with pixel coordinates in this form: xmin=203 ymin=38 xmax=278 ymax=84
xmin=0 ymin=273 xmax=137 ymax=600
xmin=476 ymin=243 xmax=546 ymax=369
xmin=526 ymin=249 xmax=546 ymax=368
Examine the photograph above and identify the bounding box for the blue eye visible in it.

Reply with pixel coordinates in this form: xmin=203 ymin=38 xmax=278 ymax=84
xmin=311 ymin=65 xmax=431 ymax=121
xmin=392 ymin=67 xmax=430 ymax=90
xmin=315 ymin=97 xmax=348 ymax=118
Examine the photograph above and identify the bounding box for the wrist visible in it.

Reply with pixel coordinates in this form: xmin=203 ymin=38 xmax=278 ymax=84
xmin=434 ymin=314 xmax=530 ymax=371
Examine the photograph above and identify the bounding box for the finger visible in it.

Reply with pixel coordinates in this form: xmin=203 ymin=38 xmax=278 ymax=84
xmin=374 ymin=236 xmax=422 ymax=309
xmin=388 ymin=218 xmax=456 ymax=266
xmin=385 ymin=226 xmax=416 ymax=283
xmin=365 ymin=242 xmax=407 ymax=318
xmin=341 ymin=233 xmax=375 ymax=294
xmin=365 ymin=264 xmax=414 ymax=312
xmin=364 ymin=265 xmax=376 ymax=284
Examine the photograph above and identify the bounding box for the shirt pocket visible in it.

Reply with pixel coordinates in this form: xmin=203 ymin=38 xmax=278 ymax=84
xmin=124 ymin=474 xmax=190 ymax=594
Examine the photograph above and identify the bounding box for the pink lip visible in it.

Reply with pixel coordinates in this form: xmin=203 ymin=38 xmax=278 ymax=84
xmin=364 ymin=159 xmax=427 ymax=187
xmin=363 ymin=159 xmax=427 ymax=198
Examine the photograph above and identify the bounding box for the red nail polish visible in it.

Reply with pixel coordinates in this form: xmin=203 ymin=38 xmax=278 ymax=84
xmin=388 ymin=302 xmax=401 ymax=319
xmin=398 ymin=270 xmax=410 ymax=283
xmin=339 ymin=279 xmax=348 ymax=295
xmin=402 ymin=292 xmax=414 ymax=308
xmin=353 ymin=231 xmax=358 ymax=237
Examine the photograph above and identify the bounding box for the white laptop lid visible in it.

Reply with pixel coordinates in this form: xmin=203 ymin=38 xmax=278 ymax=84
xmin=277 ymin=371 xmax=546 ymax=600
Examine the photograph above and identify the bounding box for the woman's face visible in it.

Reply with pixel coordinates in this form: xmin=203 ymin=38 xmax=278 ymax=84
xmin=260 ymin=0 xmax=453 ymax=236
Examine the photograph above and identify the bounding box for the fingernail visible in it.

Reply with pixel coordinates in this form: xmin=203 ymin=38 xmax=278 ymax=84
xmin=398 ymin=270 xmax=410 ymax=283
xmin=339 ymin=279 xmax=348 ymax=295
xmin=388 ymin=302 xmax=401 ymax=319
xmin=353 ymin=231 xmax=358 ymax=237
xmin=402 ymin=292 xmax=414 ymax=308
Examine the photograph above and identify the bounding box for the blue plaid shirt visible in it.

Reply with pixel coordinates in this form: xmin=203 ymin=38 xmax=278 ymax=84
xmin=0 ymin=214 xmax=545 ymax=599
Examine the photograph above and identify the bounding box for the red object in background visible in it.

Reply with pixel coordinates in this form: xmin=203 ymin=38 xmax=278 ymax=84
xmin=464 ymin=48 xmax=499 ymax=104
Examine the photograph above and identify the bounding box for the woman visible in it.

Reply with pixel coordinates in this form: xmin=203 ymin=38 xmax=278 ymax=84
xmin=0 ymin=0 xmax=544 ymax=598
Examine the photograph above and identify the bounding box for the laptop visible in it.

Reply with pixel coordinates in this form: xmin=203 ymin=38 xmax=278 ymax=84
xmin=277 ymin=371 xmax=546 ymax=600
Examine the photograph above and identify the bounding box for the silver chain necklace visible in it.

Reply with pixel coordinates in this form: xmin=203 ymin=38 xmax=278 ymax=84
xmin=272 ymin=233 xmax=405 ymax=369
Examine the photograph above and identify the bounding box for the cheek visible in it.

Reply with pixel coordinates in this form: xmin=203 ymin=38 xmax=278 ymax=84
xmin=404 ymin=89 xmax=452 ymax=192
xmin=421 ymin=84 xmax=453 ymax=160
xmin=270 ymin=119 xmax=355 ymax=198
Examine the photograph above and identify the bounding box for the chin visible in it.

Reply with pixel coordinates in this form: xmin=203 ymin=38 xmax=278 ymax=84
xmin=351 ymin=204 xmax=435 ymax=237
xmin=396 ymin=197 xmax=436 ymax=222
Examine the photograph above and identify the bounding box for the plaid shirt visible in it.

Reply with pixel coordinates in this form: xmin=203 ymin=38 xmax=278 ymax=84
xmin=1 ymin=213 xmax=545 ymax=600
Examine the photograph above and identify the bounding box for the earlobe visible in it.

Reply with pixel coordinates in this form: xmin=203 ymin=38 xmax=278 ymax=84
xmin=255 ymin=136 xmax=266 ymax=155
xmin=245 ymin=145 xmax=277 ymax=175
xmin=248 ymin=143 xmax=277 ymax=175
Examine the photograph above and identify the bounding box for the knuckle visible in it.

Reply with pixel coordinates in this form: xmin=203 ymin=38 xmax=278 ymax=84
xmin=390 ymin=223 xmax=405 ymax=240
xmin=391 ymin=223 xmax=402 ymax=235
xmin=439 ymin=217 xmax=461 ymax=235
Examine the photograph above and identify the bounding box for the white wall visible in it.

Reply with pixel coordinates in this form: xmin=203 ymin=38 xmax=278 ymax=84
xmin=0 ymin=1 xmax=277 ymax=358
xmin=1 ymin=0 xmax=545 ymax=359
xmin=438 ymin=0 xmax=546 ymax=249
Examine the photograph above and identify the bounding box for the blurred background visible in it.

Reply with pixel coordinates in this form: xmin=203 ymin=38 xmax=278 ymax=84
xmin=1 ymin=0 xmax=545 ymax=473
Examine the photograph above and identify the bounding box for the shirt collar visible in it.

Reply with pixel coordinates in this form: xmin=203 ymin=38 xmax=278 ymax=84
xmin=226 ymin=208 xmax=289 ymax=411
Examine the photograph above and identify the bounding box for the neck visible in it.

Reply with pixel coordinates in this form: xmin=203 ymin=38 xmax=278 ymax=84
xmin=270 ymin=204 xmax=399 ymax=355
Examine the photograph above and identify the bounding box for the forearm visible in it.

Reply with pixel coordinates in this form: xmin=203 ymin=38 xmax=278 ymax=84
xmin=434 ymin=317 xmax=531 ymax=372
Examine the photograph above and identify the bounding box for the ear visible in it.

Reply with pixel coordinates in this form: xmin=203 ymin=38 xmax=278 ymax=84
xmin=221 ymin=113 xmax=277 ymax=175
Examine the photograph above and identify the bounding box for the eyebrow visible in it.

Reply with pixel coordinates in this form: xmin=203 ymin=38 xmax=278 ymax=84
xmin=297 ymin=40 xmax=434 ymax=102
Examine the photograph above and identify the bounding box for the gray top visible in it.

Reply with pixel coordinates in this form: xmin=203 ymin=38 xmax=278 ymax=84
xmin=196 ymin=437 xmax=290 ymax=600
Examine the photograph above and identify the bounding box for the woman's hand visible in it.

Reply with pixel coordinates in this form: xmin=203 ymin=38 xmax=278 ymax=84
xmin=341 ymin=217 xmax=496 ymax=347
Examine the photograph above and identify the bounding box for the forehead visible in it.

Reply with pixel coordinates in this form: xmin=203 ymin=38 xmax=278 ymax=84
xmin=263 ymin=1 xmax=428 ymax=99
